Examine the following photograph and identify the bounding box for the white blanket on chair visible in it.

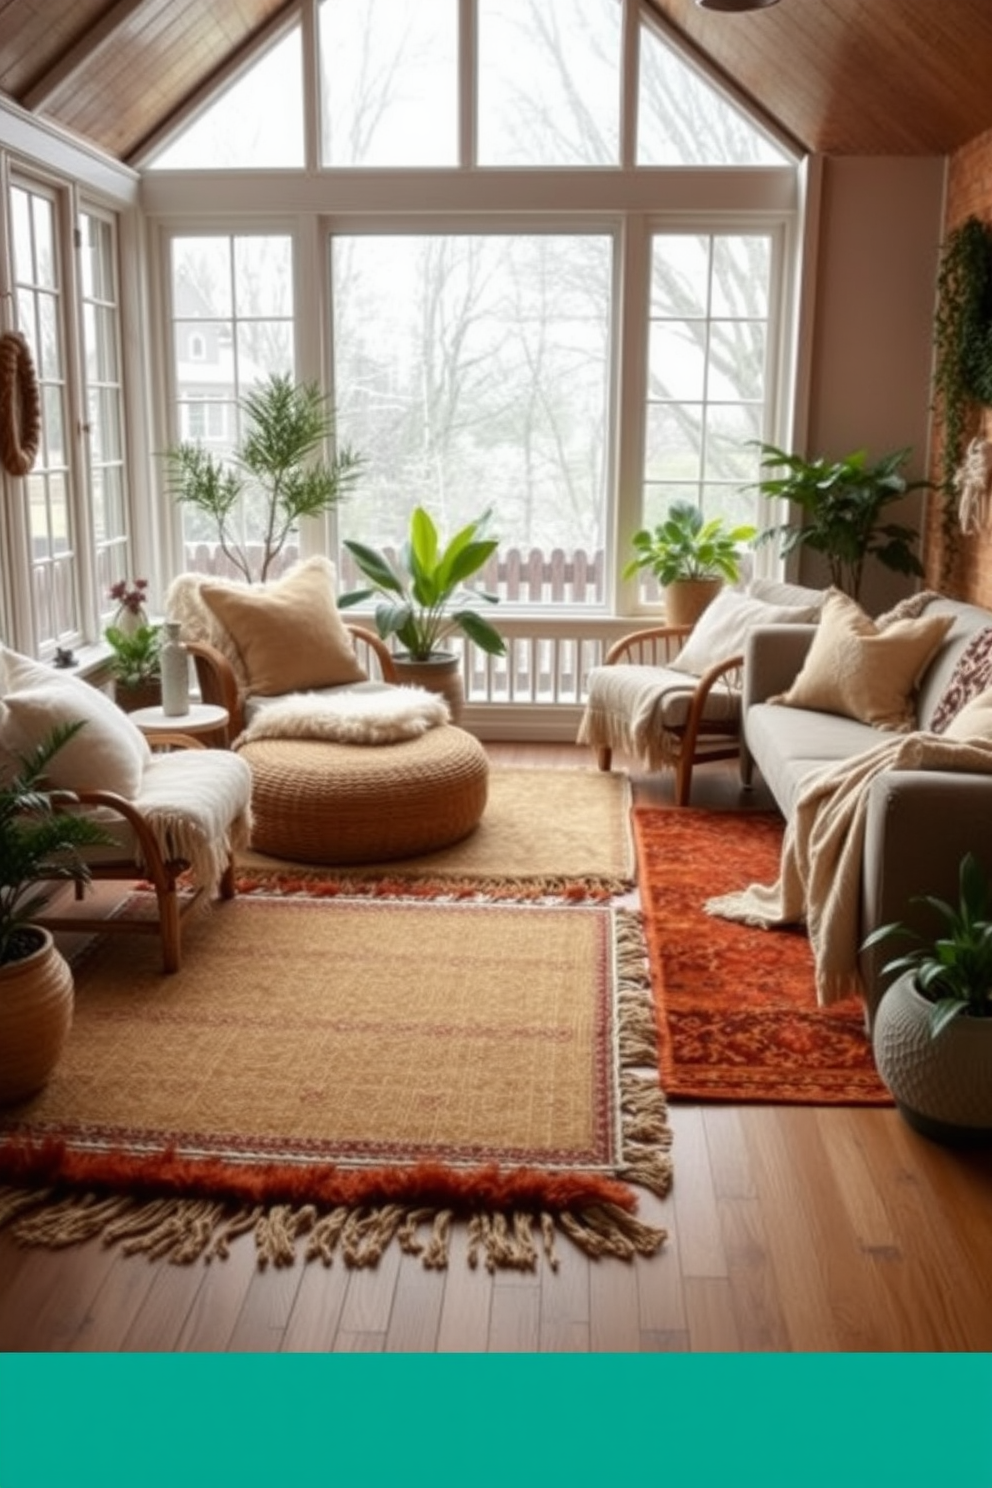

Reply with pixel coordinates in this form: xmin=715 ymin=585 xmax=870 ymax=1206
xmin=237 ymin=686 xmax=450 ymax=747
xmin=133 ymin=749 xmax=253 ymax=895
xmin=704 ymin=732 xmax=992 ymax=1006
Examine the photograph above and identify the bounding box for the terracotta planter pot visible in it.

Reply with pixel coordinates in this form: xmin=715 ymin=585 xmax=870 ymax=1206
xmin=664 ymin=578 xmax=723 ymax=629
xmin=392 ymin=652 xmax=465 ymax=726
xmin=0 ymin=927 xmax=75 ymax=1104
xmin=872 ymin=974 xmax=992 ymax=1146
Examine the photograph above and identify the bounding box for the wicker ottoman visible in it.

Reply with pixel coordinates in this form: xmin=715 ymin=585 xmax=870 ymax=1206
xmin=237 ymin=725 xmax=489 ymax=864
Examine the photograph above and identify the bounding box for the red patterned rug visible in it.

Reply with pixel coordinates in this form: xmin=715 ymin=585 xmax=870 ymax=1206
xmin=632 ymin=808 xmax=891 ymax=1104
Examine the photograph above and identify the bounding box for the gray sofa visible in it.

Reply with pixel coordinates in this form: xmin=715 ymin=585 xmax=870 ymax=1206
xmin=741 ymin=595 xmax=992 ymax=1025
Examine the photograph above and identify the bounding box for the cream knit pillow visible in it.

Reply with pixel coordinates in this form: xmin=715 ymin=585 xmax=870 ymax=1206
xmin=771 ymin=588 xmax=953 ymax=731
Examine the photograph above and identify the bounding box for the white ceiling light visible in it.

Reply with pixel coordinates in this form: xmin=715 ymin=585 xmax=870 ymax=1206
xmin=695 ymin=0 xmax=780 ymax=11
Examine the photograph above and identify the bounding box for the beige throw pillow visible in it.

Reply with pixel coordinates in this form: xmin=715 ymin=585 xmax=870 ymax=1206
xmin=771 ymin=588 xmax=954 ymax=731
xmin=670 ymin=588 xmax=820 ymax=677
xmin=944 ymin=687 xmax=992 ymax=742
xmin=200 ymin=558 xmax=366 ymax=697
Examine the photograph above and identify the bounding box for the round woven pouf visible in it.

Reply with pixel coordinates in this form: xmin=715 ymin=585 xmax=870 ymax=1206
xmin=238 ymin=725 xmax=489 ymax=864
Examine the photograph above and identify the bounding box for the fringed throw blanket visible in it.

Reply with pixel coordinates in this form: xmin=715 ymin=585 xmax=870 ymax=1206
xmin=133 ymin=749 xmax=252 ymax=894
xmin=705 ymin=733 xmax=992 ymax=1005
xmin=238 ymin=686 xmax=449 ymax=748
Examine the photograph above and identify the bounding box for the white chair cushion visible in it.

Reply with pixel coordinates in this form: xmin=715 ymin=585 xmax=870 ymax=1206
xmin=0 ymin=647 xmax=151 ymax=796
xmin=669 ymin=588 xmax=821 ymax=677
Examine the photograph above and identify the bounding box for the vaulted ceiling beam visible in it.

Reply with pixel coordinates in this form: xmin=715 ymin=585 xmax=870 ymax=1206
xmin=22 ymin=0 xmax=148 ymax=110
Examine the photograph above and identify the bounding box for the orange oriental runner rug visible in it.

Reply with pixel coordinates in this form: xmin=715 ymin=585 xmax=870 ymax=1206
xmin=0 ymin=895 xmax=671 ymax=1271
xmin=631 ymin=808 xmax=891 ymax=1105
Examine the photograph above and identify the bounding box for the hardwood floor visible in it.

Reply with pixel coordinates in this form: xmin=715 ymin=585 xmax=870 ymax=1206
xmin=2 ymin=743 xmax=991 ymax=1353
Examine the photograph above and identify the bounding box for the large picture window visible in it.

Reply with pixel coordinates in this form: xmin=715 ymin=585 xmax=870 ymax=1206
xmin=333 ymin=233 xmax=613 ymax=606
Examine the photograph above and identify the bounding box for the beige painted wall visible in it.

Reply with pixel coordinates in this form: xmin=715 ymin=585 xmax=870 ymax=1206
xmin=797 ymin=155 xmax=947 ymax=612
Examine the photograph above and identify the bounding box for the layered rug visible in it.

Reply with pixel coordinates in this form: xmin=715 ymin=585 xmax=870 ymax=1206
xmin=0 ymin=894 xmax=670 ymax=1272
xmin=236 ymin=767 xmax=634 ymax=900
xmin=632 ymin=808 xmax=891 ymax=1105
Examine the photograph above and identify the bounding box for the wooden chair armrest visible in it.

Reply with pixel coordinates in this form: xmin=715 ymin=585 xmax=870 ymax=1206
xmin=65 ymin=789 xmax=184 ymax=889
xmin=679 ymin=653 xmax=744 ymax=761
xmin=186 ymin=639 xmax=243 ymax=736
xmin=604 ymin=624 xmax=694 ymax=666
xmin=346 ymin=624 xmax=399 ymax=684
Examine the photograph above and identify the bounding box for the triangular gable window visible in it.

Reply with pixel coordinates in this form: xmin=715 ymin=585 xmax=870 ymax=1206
xmin=638 ymin=16 xmax=792 ymax=166
xmin=146 ymin=26 xmax=304 ymax=170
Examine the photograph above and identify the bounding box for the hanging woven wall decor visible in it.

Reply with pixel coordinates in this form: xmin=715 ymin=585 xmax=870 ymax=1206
xmin=0 ymin=330 xmax=41 ymax=477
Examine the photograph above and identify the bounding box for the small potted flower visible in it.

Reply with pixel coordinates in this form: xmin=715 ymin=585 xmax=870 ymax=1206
xmin=105 ymin=580 xmax=160 ymax=711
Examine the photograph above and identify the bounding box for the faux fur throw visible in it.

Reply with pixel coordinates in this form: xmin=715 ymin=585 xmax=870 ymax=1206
xmin=705 ymin=732 xmax=992 ymax=1006
xmin=237 ymin=686 xmax=450 ymax=747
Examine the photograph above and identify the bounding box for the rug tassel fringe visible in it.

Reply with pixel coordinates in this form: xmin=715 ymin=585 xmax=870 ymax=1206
xmin=1 ymin=1188 xmax=665 ymax=1271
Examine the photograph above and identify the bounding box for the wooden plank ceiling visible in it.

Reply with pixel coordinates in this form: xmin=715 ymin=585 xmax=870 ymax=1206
xmin=1 ymin=0 xmax=992 ymax=165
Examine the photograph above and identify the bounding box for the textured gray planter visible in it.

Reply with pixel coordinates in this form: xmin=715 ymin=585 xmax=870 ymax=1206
xmin=872 ymin=975 xmax=992 ymax=1146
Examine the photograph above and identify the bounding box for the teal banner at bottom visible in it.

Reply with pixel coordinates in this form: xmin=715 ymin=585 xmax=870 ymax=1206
xmin=0 ymin=1354 xmax=989 ymax=1488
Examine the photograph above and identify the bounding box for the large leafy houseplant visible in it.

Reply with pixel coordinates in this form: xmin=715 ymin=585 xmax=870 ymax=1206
xmin=749 ymin=442 xmax=927 ymax=602
xmin=623 ymin=500 xmax=756 ymax=586
xmin=338 ymin=506 xmax=506 ymax=661
xmin=163 ymin=373 xmax=364 ymax=584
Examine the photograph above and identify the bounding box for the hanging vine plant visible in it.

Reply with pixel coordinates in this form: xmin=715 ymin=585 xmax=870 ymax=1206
xmin=932 ymin=214 xmax=992 ymax=581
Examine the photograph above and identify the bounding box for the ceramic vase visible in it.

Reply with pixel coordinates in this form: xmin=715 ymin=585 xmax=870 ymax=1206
xmin=392 ymin=652 xmax=465 ymax=725
xmin=159 ymin=621 xmax=190 ymax=716
xmin=872 ymin=974 xmax=992 ymax=1146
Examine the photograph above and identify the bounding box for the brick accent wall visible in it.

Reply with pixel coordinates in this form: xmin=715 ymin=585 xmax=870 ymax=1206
xmin=928 ymin=127 xmax=992 ymax=607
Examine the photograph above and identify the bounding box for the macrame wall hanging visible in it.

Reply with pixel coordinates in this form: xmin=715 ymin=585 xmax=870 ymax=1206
xmin=954 ymin=431 xmax=992 ymax=536
xmin=0 ymin=329 xmax=42 ymax=477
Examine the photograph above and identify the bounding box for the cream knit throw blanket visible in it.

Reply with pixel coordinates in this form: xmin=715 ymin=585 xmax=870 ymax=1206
xmin=132 ymin=749 xmax=252 ymax=896
xmin=705 ymin=732 xmax=992 ymax=1006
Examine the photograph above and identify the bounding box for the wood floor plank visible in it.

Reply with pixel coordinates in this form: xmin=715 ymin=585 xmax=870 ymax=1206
xmin=589 ymin=1253 xmax=641 ymax=1350
xmin=280 ymin=1258 xmax=351 ymax=1353
xmin=434 ymin=1225 xmax=494 ymax=1353
xmin=173 ymin=1235 xmax=261 ymax=1351
xmin=488 ymin=1277 xmax=541 ymax=1351
xmin=634 ymin=1189 xmax=686 ymax=1336
xmin=667 ymin=1105 xmax=727 ymax=1281
xmin=384 ymin=1258 xmax=446 ymax=1352
xmin=683 ymin=1277 xmax=743 ymax=1352
xmin=336 ymin=1245 xmax=402 ymax=1338
xmin=538 ymin=1239 xmax=591 ymax=1352
xmin=227 ymin=1256 xmax=306 ymax=1353
xmin=119 ymin=1255 xmax=212 ymax=1353
xmin=69 ymin=1249 xmax=162 ymax=1351
xmin=0 ymin=1239 xmax=120 ymax=1352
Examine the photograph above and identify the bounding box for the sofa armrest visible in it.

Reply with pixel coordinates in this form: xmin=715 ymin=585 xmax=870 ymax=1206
xmin=859 ymin=770 xmax=992 ymax=1026
xmin=742 ymin=624 xmax=818 ymax=710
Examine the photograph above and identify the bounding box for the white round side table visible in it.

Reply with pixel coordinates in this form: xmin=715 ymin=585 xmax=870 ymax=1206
xmin=129 ymin=702 xmax=230 ymax=746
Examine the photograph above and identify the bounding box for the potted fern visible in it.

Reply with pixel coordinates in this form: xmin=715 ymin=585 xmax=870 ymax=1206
xmin=623 ymin=500 xmax=756 ymax=627
xmin=863 ymin=852 xmax=992 ymax=1145
xmin=0 ymin=723 xmax=114 ymax=1103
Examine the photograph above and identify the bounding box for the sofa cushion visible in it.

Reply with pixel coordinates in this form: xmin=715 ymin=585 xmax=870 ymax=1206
xmin=745 ymin=699 xmax=882 ymax=817
xmin=670 ymin=588 xmax=820 ymax=676
xmin=770 ymin=588 xmax=953 ymax=731
xmin=0 ymin=646 xmax=151 ymax=796
xmin=199 ymin=556 xmax=366 ymax=697
xmin=944 ymin=686 xmax=992 ymax=741
xmin=748 ymin=576 xmax=828 ymax=611
xmin=928 ymin=625 xmax=992 ymax=732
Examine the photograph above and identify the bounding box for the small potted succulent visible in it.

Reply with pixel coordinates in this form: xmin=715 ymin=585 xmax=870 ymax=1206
xmin=623 ymin=499 xmax=756 ymax=627
xmin=863 ymin=851 xmax=992 ymax=1145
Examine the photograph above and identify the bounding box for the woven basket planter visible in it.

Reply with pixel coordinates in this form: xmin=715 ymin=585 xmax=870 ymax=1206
xmin=872 ymin=975 xmax=992 ymax=1146
xmin=663 ymin=578 xmax=723 ymax=629
xmin=0 ymin=928 xmax=75 ymax=1104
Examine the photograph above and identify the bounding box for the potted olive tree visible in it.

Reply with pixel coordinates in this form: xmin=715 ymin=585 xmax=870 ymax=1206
xmin=338 ymin=506 xmax=505 ymax=722
xmin=623 ymin=499 xmax=757 ymax=627
xmin=0 ymin=723 xmax=114 ymax=1103
xmin=863 ymin=852 xmax=992 ymax=1145
xmin=163 ymin=373 xmax=364 ymax=584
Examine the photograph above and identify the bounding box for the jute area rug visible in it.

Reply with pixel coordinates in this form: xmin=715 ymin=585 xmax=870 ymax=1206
xmin=632 ymin=808 xmax=891 ymax=1105
xmin=236 ymin=767 xmax=634 ymax=899
xmin=0 ymin=894 xmax=671 ymax=1272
